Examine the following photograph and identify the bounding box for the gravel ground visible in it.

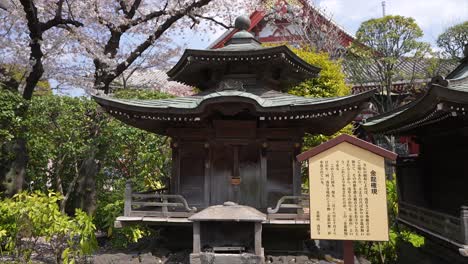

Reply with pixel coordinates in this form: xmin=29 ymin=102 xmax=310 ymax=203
xmin=0 ymin=235 xmax=370 ymax=264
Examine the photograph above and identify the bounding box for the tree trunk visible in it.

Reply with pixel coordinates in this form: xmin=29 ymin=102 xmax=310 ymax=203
xmin=76 ymin=155 xmax=99 ymax=215
xmin=19 ymin=0 xmax=45 ymax=100
xmin=1 ymin=138 xmax=27 ymax=196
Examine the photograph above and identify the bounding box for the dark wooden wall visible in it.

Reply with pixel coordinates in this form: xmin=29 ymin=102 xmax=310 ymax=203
xmin=421 ymin=134 xmax=468 ymax=216
xmin=397 ymin=125 xmax=468 ymax=216
xmin=169 ymin=120 xmax=303 ymax=211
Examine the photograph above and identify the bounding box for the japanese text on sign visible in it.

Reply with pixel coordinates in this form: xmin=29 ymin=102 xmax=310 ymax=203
xmin=307 ymin=142 xmax=389 ymax=241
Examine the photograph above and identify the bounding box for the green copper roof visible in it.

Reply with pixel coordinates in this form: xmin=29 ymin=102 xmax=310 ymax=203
xmin=94 ymin=89 xmax=374 ymax=135
xmin=166 ymin=46 xmax=321 ymax=90
xmin=165 ymin=16 xmax=320 ymax=90
xmin=94 ymin=89 xmax=374 ymax=115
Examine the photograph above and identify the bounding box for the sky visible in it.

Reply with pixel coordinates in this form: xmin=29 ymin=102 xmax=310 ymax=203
xmin=185 ymin=0 xmax=468 ymax=49
xmin=316 ymin=0 xmax=467 ymax=45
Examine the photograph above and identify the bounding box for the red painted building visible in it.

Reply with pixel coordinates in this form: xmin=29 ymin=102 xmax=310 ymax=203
xmin=210 ymin=0 xmax=354 ymax=50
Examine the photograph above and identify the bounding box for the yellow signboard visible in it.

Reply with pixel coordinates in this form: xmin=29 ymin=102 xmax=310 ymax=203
xmin=297 ymin=135 xmax=396 ymax=241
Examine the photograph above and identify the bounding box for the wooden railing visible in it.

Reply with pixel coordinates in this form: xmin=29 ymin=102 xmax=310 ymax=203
xmin=124 ymin=180 xmax=311 ymax=222
xmin=124 ymin=181 xmax=197 ymax=218
xmin=267 ymin=195 xmax=309 ymax=220
xmin=398 ymin=202 xmax=466 ymax=245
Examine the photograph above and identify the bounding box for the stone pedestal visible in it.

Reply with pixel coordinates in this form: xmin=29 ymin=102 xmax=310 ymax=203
xmin=189 ymin=202 xmax=266 ymax=264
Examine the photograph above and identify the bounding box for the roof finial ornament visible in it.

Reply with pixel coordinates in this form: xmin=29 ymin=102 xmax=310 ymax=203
xmin=431 ymin=75 xmax=449 ymax=87
xmin=226 ymin=15 xmax=258 ymax=45
xmin=234 ymin=15 xmax=251 ymax=31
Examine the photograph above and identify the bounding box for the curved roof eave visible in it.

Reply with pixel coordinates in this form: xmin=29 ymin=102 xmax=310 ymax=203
xmin=362 ymin=83 xmax=468 ymax=134
xmin=166 ymin=46 xmax=321 ymax=80
xmin=93 ymin=89 xmax=374 ymax=116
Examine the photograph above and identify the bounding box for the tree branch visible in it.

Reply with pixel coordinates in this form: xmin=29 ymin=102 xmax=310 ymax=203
xmin=117 ymin=0 xmax=128 ymax=15
xmin=40 ymin=0 xmax=83 ymax=32
xmin=40 ymin=18 xmax=83 ymax=32
xmin=192 ymin=14 xmax=232 ymax=29
xmin=110 ymin=0 xmax=213 ymax=86
xmin=94 ymin=1 xmax=113 ymax=30
xmin=0 ymin=0 xmax=9 ymax=10
xmin=127 ymin=0 xmax=142 ymax=19
xmin=125 ymin=9 xmax=167 ymax=29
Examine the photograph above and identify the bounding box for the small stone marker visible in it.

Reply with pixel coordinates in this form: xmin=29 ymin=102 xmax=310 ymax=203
xmin=297 ymin=134 xmax=397 ymax=242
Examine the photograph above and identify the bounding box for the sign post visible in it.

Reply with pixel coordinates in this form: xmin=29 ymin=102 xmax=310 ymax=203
xmin=297 ymin=134 xmax=397 ymax=263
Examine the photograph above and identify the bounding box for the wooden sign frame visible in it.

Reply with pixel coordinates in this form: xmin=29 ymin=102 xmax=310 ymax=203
xmin=297 ymin=134 xmax=397 ymax=242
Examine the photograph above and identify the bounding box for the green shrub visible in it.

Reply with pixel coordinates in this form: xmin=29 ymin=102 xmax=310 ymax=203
xmin=0 ymin=88 xmax=26 ymax=144
xmin=95 ymin=198 xmax=154 ymax=249
xmin=288 ymin=49 xmax=350 ymax=98
xmin=112 ymin=89 xmax=174 ymax=100
xmin=0 ymin=191 xmax=97 ymax=263
xmin=355 ymin=178 xmax=424 ymax=263
xmin=284 ymin=48 xmax=353 ymax=189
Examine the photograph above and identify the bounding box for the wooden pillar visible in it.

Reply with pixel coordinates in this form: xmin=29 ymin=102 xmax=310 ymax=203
xmin=233 ymin=145 xmax=239 ymax=178
xmin=232 ymin=145 xmax=240 ymax=203
xmin=193 ymin=222 xmax=201 ymax=253
xmin=343 ymin=241 xmax=354 ymax=264
xmin=162 ymin=197 xmax=169 ymax=217
xmin=292 ymin=143 xmax=302 ymax=197
xmin=260 ymin=142 xmax=268 ymax=208
xmin=461 ymin=206 xmax=468 ymax=245
xmin=204 ymin=142 xmax=211 ymax=207
xmin=124 ymin=180 xmax=132 ymax=216
xmin=254 ymin=222 xmax=263 ymax=256
xmin=171 ymin=141 xmax=180 ymax=194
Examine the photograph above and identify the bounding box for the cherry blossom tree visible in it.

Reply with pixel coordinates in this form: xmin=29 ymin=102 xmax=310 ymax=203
xmin=1 ymin=0 xmax=259 ymax=96
xmin=0 ymin=0 xmax=84 ymax=198
xmin=62 ymin=0 xmax=254 ymax=212
xmin=65 ymin=0 xmax=257 ymax=94
xmin=1 ymin=0 xmax=259 ymax=204
xmin=0 ymin=0 xmax=82 ymax=99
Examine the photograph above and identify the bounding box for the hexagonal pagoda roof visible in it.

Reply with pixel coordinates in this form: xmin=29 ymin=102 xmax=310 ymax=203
xmin=93 ymin=88 xmax=374 ymax=135
xmin=94 ymin=16 xmax=374 ymax=136
xmin=166 ymin=15 xmax=320 ymax=90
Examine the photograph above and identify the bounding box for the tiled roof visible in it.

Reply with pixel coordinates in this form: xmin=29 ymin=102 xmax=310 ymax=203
xmin=346 ymin=57 xmax=458 ymax=87
xmin=94 ymin=88 xmax=373 ymax=113
xmin=362 ymin=56 xmax=468 ymax=134
xmin=166 ymin=46 xmax=321 ymax=90
xmin=208 ymin=1 xmax=355 ymax=49
xmin=94 ymin=88 xmax=374 ymax=136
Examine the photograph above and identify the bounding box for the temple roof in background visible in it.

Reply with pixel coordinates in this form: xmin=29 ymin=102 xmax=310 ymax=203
xmin=348 ymin=57 xmax=458 ymax=94
xmin=207 ymin=1 xmax=458 ymax=95
xmin=362 ymin=48 xmax=468 ymax=135
xmin=209 ymin=0 xmax=355 ymax=50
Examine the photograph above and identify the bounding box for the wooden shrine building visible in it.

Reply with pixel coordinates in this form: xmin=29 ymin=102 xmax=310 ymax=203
xmin=94 ymin=16 xmax=373 ymax=259
xmin=362 ymin=46 xmax=468 ymax=264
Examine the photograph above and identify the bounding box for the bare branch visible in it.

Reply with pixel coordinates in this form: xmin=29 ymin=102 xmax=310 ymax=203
xmin=127 ymin=0 xmax=142 ymax=18
xmin=0 ymin=0 xmax=9 ymax=10
xmin=93 ymin=1 xmax=113 ymax=30
xmin=111 ymin=0 xmax=213 ymax=87
xmin=125 ymin=9 xmax=166 ymax=29
xmin=193 ymin=14 xmax=232 ymax=29
xmin=117 ymin=0 xmax=128 ymax=15
xmin=40 ymin=18 xmax=83 ymax=32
